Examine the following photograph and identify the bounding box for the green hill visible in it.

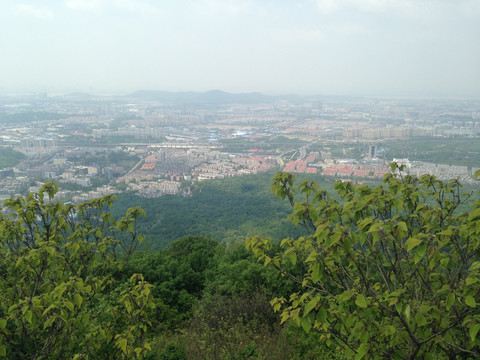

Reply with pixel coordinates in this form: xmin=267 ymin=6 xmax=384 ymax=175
xmin=112 ymin=172 xmax=332 ymax=249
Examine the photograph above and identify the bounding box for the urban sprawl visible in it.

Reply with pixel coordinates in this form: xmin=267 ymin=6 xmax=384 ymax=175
xmin=0 ymin=91 xmax=479 ymax=202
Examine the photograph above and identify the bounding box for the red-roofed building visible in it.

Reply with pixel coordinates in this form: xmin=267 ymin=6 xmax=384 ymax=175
xmin=145 ymin=155 xmax=156 ymax=163
xmin=337 ymin=167 xmax=353 ymax=177
xmin=322 ymin=168 xmax=337 ymax=176
xmin=141 ymin=163 xmax=156 ymax=170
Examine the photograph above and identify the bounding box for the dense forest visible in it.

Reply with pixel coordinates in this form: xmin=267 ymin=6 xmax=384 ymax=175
xmin=0 ymin=147 xmax=25 ymax=168
xmin=112 ymin=171 xmax=478 ymax=250
xmin=112 ymin=172 xmax=325 ymax=249
xmin=382 ymin=137 xmax=480 ymax=167
xmin=0 ymin=112 xmax=71 ymax=124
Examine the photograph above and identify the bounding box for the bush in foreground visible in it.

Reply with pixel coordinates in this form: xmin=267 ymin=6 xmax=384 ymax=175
xmin=247 ymin=166 xmax=480 ymax=359
xmin=0 ymin=183 xmax=154 ymax=359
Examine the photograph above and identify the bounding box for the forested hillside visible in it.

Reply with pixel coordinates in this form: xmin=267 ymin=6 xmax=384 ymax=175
xmin=0 ymin=147 xmax=25 ymax=168
xmin=112 ymin=172 xmax=329 ymax=249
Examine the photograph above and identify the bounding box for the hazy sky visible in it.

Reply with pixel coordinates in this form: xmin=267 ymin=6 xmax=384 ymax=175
xmin=1 ymin=0 xmax=479 ymax=97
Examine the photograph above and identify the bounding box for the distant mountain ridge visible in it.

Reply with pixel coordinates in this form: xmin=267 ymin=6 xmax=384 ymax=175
xmin=63 ymin=92 xmax=98 ymax=99
xmin=125 ymin=89 xmax=305 ymax=104
xmin=58 ymin=89 xmax=316 ymax=104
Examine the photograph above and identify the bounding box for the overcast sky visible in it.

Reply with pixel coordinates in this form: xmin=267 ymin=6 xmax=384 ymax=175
xmin=0 ymin=0 xmax=479 ymax=97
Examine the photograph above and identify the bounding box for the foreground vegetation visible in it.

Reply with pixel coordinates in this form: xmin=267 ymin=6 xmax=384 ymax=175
xmin=2 ymin=167 xmax=480 ymax=358
xmin=0 ymin=183 xmax=322 ymax=359
xmin=248 ymin=165 xmax=480 ymax=358
xmin=0 ymin=184 xmax=154 ymax=359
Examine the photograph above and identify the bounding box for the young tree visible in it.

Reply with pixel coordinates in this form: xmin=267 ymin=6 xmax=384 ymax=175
xmin=0 ymin=183 xmax=155 ymax=359
xmin=247 ymin=166 xmax=480 ymax=359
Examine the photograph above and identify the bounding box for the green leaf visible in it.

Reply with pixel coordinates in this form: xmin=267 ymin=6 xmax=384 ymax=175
xmin=465 ymin=295 xmax=476 ymax=308
xmin=466 ymin=276 xmax=478 ymax=286
xmin=358 ymin=217 xmax=373 ymax=231
xmin=469 ymin=262 xmax=480 ymax=272
xmin=271 ymin=300 xmax=281 ymax=312
xmin=446 ymin=293 xmax=455 ymax=311
xmin=65 ymin=301 xmax=75 ymax=312
xmin=25 ymin=310 xmax=32 ymax=324
xmin=385 ymin=325 xmax=396 ymax=336
xmin=355 ymin=294 xmax=368 ymax=308
xmin=305 ymin=250 xmax=319 ymax=263
xmin=338 ymin=290 xmax=355 ymax=302
xmin=414 ymin=244 xmax=427 ymax=264
xmin=317 ymin=306 xmax=327 ymax=324
xmin=397 ymin=221 xmax=408 ymax=234
xmin=468 ymin=208 xmax=480 ymax=221
xmin=73 ymin=294 xmax=83 ymax=307
xmin=405 ymin=237 xmax=422 ymax=251
xmin=43 ymin=316 xmax=56 ymax=329
xmin=304 ymin=299 xmax=317 ymax=316
xmin=301 ymin=316 xmax=312 ymax=333
xmin=367 ymin=222 xmax=382 ymax=233
xmin=46 ymin=246 xmax=55 ymax=256
xmin=475 ymin=169 xmax=480 ymax=180
xmin=0 ymin=344 xmax=6 ymax=357
xmin=415 ymin=245 xmax=427 ymax=258
xmin=118 ymin=338 xmax=128 ymax=354
xmin=469 ymin=323 xmax=480 ymax=342
xmin=415 ymin=314 xmax=427 ymax=327
xmin=438 ymin=229 xmax=453 ymax=236
xmin=355 ymin=344 xmax=368 ymax=360
xmin=405 ymin=304 xmax=411 ymax=320
xmin=264 ymin=256 xmax=272 ymax=266
xmin=288 ymin=251 xmax=297 ymax=266
xmin=125 ymin=301 xmax=133 ymax=314
xmin=72 ymin=242 xmax=80 ymax=255
xmin=311 ymin=262 xmax=321 ymax=283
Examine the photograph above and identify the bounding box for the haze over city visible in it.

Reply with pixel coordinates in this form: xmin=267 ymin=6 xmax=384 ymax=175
xmin=1 ymin=0 xmax=479 ymax=97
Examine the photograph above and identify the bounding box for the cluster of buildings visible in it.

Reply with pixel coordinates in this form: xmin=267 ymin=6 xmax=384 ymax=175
xmin=283 ymin=153 xmax=321 ymax=174
xmin=284 ymin=155 xmax=389 ymax=179
xmin=116 ymin=147 xmax=277 ymax=196
xmin=321 ymin=163 xmax=389 ymax=178
xmin=108 ymin=145 xmax=277 ymax=198
xmin=343 ymin=127 xmax=415 ymax=140
xmin=394 ymin=159 xmax=475 ymax=184
xmin=71 ymin=185 xmax=121 ymax=203
xmin=127 ymin=180 xmax=181 ymax=198
xmin=283 ymin=156 xmax=477 ymax=185
xmin=193 ymin=155 xmax=276 ymax=180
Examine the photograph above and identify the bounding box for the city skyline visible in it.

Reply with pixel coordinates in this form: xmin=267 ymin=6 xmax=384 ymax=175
xmin=1 ymin=0 xmax=479 ymax=97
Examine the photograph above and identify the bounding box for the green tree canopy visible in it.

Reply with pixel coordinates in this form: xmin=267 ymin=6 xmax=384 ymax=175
xmin=123 ymin=236 xmax=224 ymax=326
xmin=247 ymin=166 xmax=480 ymax=359
xmin=0 ymin=147 xmax=25 ymax=168
xmin=0 ymin=183 xmax=154 ymax=359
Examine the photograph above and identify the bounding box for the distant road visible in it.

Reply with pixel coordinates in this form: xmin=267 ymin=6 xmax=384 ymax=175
xmin=276 ymin=139 xmax=321 ymax=165
xmin=128 ymin=157 xmax=144 ymax=174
